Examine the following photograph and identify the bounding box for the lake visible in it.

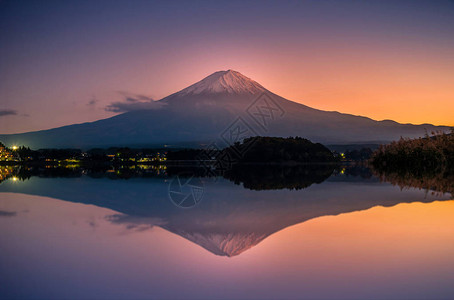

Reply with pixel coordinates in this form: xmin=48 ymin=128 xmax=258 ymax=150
xmin=0 ymin=166 xmax=453 ymax=299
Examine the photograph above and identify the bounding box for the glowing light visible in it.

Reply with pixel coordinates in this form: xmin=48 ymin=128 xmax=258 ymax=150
xmin=12 ymin=176 xmax=18 ymax=181
xmin=12 ymin=146 xmax=18 ymax=150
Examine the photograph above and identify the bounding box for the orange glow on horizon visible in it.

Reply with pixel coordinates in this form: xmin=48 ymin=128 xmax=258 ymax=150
xmin=253 ymin=200 xmax=454 ymax=262
xmin=147 ymin=43 xmax=454 ymax=127
xmin=2 ymin=34 xmax=454 ymax=133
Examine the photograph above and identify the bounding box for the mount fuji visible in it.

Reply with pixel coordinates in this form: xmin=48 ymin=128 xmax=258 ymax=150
xmin=0 ymin=70 xmax=449 ymax=149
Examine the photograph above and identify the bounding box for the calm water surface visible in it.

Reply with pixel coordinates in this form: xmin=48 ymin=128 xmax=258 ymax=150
xmin=0 ymin=168 xmax=453 ymax=299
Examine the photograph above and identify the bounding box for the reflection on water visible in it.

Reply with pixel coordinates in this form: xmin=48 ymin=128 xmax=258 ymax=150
xmin=0 ymin=165 xmax=16 ymax=182
xmin=0 ymin=164 xmax=453 ymax=299
xmin=374 ymin=168 xmax=454 ymax=196
xmin=224 ymin=164 xmax=335 ymax=190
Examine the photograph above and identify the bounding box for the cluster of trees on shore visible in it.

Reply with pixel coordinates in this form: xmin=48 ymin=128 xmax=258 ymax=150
xmin=3 ymin=136 xmax=378 ymax=166
xmin=371 ymin=131 xmax=454 ymax=173
xmin=4 ymin=131 xmax=452 ymax=173
xmin=0 ymin=145 xmax=167 ymax=164
xmin=166 ymin=137 xmax=338 ymax=164
xmin=225 ymin=137 xmax=336 ymax=163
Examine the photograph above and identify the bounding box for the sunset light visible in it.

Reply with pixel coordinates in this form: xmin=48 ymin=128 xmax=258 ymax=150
xmin=0 ymin=1 xmax=453 ymax=299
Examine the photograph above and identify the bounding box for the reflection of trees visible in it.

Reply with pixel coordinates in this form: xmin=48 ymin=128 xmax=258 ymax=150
xmin=338 ymin=164 xmax=374 ymax=179
xmin=3 ymin=165 xmax=377 ymax=192
xmin=223 ymin=164 xmax=335 ymax=191
xmin=1 ymin=165 xmax=206 ymax=181
xmin=0 ymin=166 xmax=16 ymax=183
xmin=373 ymin=168 xmax=454 ymax=197
xmin=4 ymin=164 xmax=336 ymax=190
xmin=6 ymin=165 xmax=400 ymax=193
xmin=2 ymin=165 xmax=170 ymax=181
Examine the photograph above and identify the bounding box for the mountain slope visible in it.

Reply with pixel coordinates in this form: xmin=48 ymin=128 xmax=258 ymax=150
xmin=0 ymin=70 xmax=449 ymax=149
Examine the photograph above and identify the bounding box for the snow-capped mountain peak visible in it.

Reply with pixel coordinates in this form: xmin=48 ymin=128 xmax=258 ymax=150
xmin=176 ymin=70 xmax=267 ymax=96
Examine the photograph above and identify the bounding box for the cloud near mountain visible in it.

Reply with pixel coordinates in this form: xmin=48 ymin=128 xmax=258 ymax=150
xmin=0 ymin=110 xmax=29 ymax=118
xmin=105 ymin=92 xmax=165 ymax=113
xmin=0 ymin=110 xmax=18 ymax=117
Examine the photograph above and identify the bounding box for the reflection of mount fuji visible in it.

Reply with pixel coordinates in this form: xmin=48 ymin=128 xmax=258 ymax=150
xmin=0 ymin=170 xmax=450 ymax=257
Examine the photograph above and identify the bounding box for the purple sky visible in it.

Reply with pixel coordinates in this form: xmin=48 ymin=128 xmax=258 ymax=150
xmin=1 ymin=0 xmax=454 ymax=134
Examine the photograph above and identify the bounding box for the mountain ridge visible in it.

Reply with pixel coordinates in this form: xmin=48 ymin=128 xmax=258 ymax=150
xmin=0 ymin=70 xmax=450 ymax=149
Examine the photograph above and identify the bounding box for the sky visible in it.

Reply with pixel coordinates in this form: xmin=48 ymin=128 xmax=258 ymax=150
xmin=1 ymin=0 xmax=454 ymax=134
